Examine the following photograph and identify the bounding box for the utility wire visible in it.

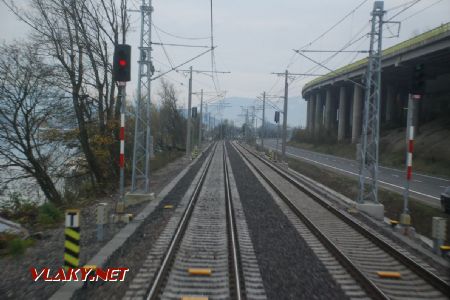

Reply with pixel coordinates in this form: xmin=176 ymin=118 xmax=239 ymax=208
xmin=385 ymin=0 xmax=417 ymax=13
xmin=152 ymin=47 xmax=215 ymax=81
xmin=209 ymin=0 xmax=221 ymax=94
xmin=153 ymin=24 xmax=176 ymax=70
xmin=283 ymin=0 xmax=435 ymax=100
xmin=152 ymin=42 xmax=209 ymax=48
xmin=297 ymin=0 xmax=370 ymax=51
xmin=386 ymin=0 xmax=423 ymax=21
xmin=286 ymin=30 xmax=369 ymax=97
xmin=152 ymin=22 xmax=210 ymax=40
xmin=290 ymin=34 xmax=367 ymax=96
xmin=400 ymin=0 xmax=444 ymax=22
xmin=286 ymin=0 xmax=371 ymax=69
xmin=266 ymin=0 xmax=371 ymax=96
xmin=283 ymin=24 xmax=369 ymax=97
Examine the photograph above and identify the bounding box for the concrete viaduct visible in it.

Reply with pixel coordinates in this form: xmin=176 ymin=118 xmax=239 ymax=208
xmin=302 ymin=22 xmax=450 ymax=143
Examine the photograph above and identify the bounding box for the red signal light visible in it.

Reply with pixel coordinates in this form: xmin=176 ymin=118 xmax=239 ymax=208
xmin=113 ymin=44 xmax=131 ymax=82
xmin=119 ymin=59 xmax=127 ymax=67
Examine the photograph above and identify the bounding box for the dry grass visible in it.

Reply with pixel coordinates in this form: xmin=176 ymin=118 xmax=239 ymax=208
xmin=289 ymin=119 xmax=450 ymax=178
xmin=150 ymin=150 xmax=184 ymax=172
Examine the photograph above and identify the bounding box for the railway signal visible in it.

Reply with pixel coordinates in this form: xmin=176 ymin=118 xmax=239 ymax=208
xmin=113 ymin=44 xmax=131 ymax=210
xmin=113 ymin=44 xmax=131 ymax=82
xmin=411 ymin=63 xmax=425 ymax=96
xmin=274 ymin=111 xmax=280 ymax=123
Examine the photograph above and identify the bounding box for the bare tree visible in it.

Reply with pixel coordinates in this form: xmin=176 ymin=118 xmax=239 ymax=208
xmin=158 ymin=79 xmax=186 ymax=150
xmin=0 ymin=42 xmax=66 ymax=205
xmin=72 ymin=0 xmax=129 ymax=178
xmin=2 ymin=0 xmax=130 ymax=184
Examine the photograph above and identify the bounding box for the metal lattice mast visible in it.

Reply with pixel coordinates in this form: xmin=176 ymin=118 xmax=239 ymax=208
xmin=358 ymin=1 xmax=385 ymax=203
xmin=131 ymin=0 xmax=154 ymax=193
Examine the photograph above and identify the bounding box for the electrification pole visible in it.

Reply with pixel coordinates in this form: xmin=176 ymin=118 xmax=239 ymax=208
xmin=131 ymin=0 xmax=154 ymax=193
xmin=207 ymin=110 xmax=211 ymax=140
xmin=186 ymin=66 xmax=193 ymax=158
xmin=357 ymin=1 xmax=385 ymax=204
xmin=282 ymin=70 xmax=288 ymax=161
xmin=272 ymin=70 xmax=303 ymax=162
xmin=246 ymin=108 xmax=249 ymax=142
xmin=198 ymin=89 xmax=203 ymax=147
xmin=271 ymin=70 xmax=304 ymax=162
xmin=178 ymin=68 xmax=229 ymax=149
xmin=262 ymin=91 xmax=266 ymax=150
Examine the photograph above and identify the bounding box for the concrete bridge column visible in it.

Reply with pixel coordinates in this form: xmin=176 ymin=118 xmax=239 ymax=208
xmin=351 ymin=84 xmax=363 ymax=143
xmin=385 ymin=85 xmax=395 ymax=123
xmin=309 ymin=96 xmax=316 ymax=135
xmin=314 ymin=92 xmax=323 ymax=137
xmin=306 ymin=97 xmax=311 ymax=131
xmin=324 ymin=89 xmax=333 ymax=131
xmin=338 ymin=86 xmax=347 ymax=141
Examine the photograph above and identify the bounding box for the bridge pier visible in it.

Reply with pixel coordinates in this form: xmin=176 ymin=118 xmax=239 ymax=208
xmin=314 ymin=92 xmax=323 ymax=137
xmin=306 ymin=97 xmax=310 ymax=131
xmin=310 ymin=96 xmax=316 ymax=135
xmin=352 ymin=84 xmax=363 ymax=143
xmin=324 ymin=89 xmax=333 ymax=132
xmin=306 ymin=94 xmax=315 ymax=135
xmin=338 ymin=86 xmax=347 ymax=141
xmin=385 ymin=85 xmax=395 ymax=123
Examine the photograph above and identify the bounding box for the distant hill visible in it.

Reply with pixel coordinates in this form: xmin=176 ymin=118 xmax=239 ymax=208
xmin=204 ymin=96 xmax=307 ymax=128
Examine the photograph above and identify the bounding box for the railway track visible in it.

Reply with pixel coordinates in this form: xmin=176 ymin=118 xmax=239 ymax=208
xmin=231 ymin=141 xmax=450 ymax=300
xmin=124 ymin=142 xmax=266 ymax=300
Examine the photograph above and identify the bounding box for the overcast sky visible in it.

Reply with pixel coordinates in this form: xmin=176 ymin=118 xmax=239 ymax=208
xmin=1 ymin=0 xmax=449 ymax=126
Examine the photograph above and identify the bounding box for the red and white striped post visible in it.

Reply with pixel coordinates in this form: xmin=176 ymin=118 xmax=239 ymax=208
xmin=406 ymin=125 xmax=414 ymax=181
xmin=118 ymin=82 xmax=126 ymax=205
xmin=401 ymin=93 xmax=420 ymax=226
xmin=120 ymin=107 xmax=125 ymax=172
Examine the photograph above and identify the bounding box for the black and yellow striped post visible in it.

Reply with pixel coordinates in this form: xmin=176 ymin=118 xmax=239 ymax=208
xmin=64 ymin=209 xmax=80 ymax=270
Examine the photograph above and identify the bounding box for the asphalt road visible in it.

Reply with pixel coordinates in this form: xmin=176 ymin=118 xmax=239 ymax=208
xmin=261 ymin=139 xmax=450 ymax=207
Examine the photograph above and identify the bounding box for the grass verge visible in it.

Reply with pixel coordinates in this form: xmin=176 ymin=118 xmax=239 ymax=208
xmin=150 ymin=150 xmax=184 ymax=172
xmin=287 ymin=141 xmax=450 ymax=179
xmin=0 ymin=234 xmax=35 ymax=256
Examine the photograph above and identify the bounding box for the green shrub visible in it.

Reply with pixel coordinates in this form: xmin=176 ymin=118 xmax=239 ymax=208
xmin=8 ymin=238 xmax=29 ymax=256
xmin=0 ymin=234 xmax=34 ymax=256
xmin=37 ymin=203 xmax=63 ymax=225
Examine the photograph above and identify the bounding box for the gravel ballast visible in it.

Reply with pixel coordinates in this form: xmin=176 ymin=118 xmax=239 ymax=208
xmin=227 ymin=142 xmax=348 ymax=300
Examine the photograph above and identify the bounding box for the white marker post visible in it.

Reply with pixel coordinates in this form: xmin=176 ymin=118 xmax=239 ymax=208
xmin=96 ymin=203 xmax=109 ymax=242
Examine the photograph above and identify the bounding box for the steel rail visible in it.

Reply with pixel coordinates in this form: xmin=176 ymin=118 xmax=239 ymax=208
xmin=236 ymin=142 xmax=450 ymax=297
xmin=146 ymin=143 xmax=218 ymax=300
xmin=232 ymin=141 xmax=389 ymax=300
xmin=223 ymin=142 xmax=244 ymax=300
